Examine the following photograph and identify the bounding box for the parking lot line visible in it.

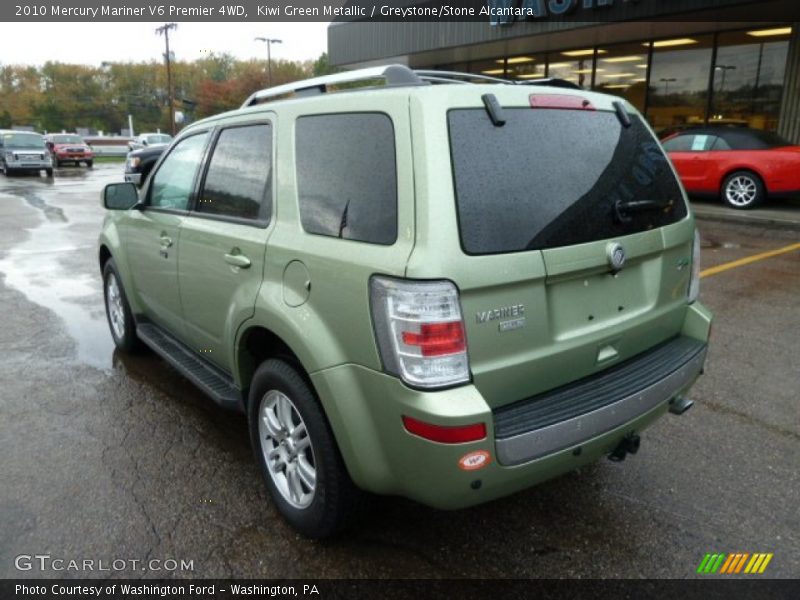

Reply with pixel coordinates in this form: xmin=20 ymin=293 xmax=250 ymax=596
xmin=700 ymin=242 xmax=800 ymax=279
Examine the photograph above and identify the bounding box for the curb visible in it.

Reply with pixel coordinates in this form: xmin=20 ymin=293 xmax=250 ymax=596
xmin=693 ymin=209 xmax=800 ymax=232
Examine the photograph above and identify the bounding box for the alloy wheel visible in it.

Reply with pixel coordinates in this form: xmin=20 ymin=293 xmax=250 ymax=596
xmin=258 ymin=390 xmax=317 ymax=509
xmin=725 ymin=175 xmax=758 ymax=208
xmin=105 ymin=273 xmax=125 ymax=340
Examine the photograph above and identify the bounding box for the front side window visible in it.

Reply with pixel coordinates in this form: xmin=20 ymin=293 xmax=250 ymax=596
xmin=197 ymin=124 xmax=272 ymax=221
xmin=149 ymin=132 xmax=209 ymax=211
xmin=295 ymin=113 xmax=397 ymax=245
xmin=449 ymin=107 xmax=687 ymax=255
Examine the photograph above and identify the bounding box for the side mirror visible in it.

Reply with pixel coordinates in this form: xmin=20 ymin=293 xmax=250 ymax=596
xmin=142 ymin=139 xmax=148 ymax=146
xmin=103 ymin=182 xmax=140 ymax=210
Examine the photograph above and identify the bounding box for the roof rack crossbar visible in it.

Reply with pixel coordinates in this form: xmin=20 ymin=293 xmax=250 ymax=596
xmin=241 ymin=64 xmax=425 ymax=107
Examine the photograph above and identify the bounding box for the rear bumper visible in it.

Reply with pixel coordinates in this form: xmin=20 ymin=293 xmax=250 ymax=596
xmin=311 ymin=302 xmax=712 ymax=509
xmin=494 ymin=337 xmax=707 ymax=465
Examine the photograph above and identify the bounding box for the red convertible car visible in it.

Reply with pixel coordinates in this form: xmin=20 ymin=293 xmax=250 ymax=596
xmin=662 ymin=127 xmax=800 ymax=209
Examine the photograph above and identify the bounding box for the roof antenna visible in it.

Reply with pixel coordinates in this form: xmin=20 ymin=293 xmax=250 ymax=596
xmin=482 ymin=94 xmax=506 ymax=127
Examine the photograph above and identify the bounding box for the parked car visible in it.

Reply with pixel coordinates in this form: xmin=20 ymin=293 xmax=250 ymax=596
xmin=44 ymin=133 xmax=94 ymax=168
xmin=98 ymin=66 xmax=712 ymax=538
xmin=124 ymin=144 xmax=166 ymax=186
xmin=0 ymin=130 xmax=53 ymax=177
xmin=127 ymin=133 xmax=172 ymax=152
xmin=663 ymin=127 xmax=800 ymax=209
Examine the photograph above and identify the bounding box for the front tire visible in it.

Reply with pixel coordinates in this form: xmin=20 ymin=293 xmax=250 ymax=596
xmin=86 ymin=160 xmax=93 ymax=168
xmin=722 ymin=171 xmax=765 ymax=210
xmin=102 ymin=259 xmax=141 ymax=353
xmin=45 ymin=168 xmax=53 ymax=178
xmin=248 ymin=359 xmax=363 ymax=539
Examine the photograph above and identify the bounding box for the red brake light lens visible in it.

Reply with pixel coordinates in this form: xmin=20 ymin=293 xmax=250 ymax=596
xmin=402 ymin=416 xmax=487 ymax=444
xmin=529 ymin=94 xmax=596 ymax=111
xmin=402 ymin=322 xmax=466 ymax=357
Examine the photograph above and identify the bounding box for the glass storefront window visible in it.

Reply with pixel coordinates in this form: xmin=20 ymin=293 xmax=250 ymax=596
xmin=594 ymin=42 xmax=650 ymax=112
xmin=710 ymin=29 xmax=791 ymax=131
xmin=506 ymin=55 xmax=546 ymax=80
xmin=646 ymin=35 xmax=714 ymax=133
xmin=548 ymin=48 xmax=597 ymax=88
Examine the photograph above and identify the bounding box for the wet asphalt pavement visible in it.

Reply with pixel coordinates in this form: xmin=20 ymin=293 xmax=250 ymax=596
xmin=0 ymin=164 xmax=798 ymax=579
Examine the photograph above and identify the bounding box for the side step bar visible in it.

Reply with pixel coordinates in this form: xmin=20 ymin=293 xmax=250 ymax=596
xmin=136 ymin=323 xmax=243 ymax=411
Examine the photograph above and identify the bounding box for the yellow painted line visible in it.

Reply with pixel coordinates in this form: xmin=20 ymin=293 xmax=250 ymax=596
xmin=744 ymin=554 xmax=760 ymax=574
xmin=700 ymin=242 xmax=800 ymax=278
xmin=758 ymin=553 xmax=774 ymax=573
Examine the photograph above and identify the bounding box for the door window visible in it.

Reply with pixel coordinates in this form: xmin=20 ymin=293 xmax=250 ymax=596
xmin=149 ymin=132 xmax=209 ymax=210
xmin=197 ymin=124 xmax=272 ymax=222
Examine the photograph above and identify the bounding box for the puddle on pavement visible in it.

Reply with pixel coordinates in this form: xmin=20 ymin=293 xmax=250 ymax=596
xmin=0 ymin=188 xmax=115 ymax=370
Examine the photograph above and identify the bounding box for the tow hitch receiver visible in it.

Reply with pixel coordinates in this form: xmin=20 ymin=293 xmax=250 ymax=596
xmin=608 ymin=433 xmax=641 ymax=462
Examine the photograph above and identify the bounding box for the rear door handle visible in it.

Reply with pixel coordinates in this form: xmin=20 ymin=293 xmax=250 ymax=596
xmin=159 ymin=235 xmax=173 ymax=247
xmin=224 ymin=252 xmax=251 ymax=268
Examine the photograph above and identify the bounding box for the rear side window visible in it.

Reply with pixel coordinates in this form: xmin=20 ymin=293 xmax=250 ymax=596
xmin=449 ymin=108 xmax=687 ymax=255
xmin=198 ymin=124 xmax=272 ymax=222
xmin=295 ymin=113 xmax=397 ymax=245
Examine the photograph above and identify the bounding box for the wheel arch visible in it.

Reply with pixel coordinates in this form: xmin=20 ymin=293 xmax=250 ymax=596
xmin=235 ymin=325 xmax=312 ymax=406
xmin=720 ymin=166 xmax=768 ymax=193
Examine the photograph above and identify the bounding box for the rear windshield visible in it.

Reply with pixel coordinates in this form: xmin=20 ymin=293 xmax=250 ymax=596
xmin=448 ymin=107 xmax=687 ymax=255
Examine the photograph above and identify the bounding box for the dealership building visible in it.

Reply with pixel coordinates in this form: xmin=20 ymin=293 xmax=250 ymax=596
xmin=329 ymin=0 xmax=800 ymax=141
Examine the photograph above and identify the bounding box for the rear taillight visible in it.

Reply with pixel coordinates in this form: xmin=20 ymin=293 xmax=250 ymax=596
xmin=688 ymin=230 xmax=701 ymax=303
xmin=370 ymin=276 xmax=470 ymax=388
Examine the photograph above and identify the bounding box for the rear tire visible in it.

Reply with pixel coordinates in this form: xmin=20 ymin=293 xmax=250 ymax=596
xmin=722 ymin=171 xmax=764 ymax=210
xmin=86 ymin=160 xmax=93 ymax=168
xmin=248 ymin=359 xmax=363 ymax=539
xmin=102 ymin=259 xmax=141 ymax=353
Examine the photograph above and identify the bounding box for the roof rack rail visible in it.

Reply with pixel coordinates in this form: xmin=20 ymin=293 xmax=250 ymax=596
xmin=517 ymin=78 xmax=581 ymax=90
xmin=241 ymin=64 xmax=424 ymax=107
xmin=240 ymin=65 xmax=582 ymax=107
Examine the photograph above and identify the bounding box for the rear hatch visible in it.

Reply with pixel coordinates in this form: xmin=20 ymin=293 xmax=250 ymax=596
xmin=407 ymin=87 xmax=695 ymax=409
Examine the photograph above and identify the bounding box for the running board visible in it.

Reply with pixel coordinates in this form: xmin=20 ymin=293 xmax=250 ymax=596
xmin=136 ymin=323 xmax=243 ymax=411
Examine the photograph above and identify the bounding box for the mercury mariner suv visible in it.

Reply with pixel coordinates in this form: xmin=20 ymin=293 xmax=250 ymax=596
xmin=99 ymin=65 xmax=712 ymax=538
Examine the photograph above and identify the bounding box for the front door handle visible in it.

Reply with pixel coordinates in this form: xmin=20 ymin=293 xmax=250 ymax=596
xmin=224 ymin=252 xmax=251 ymax=268
xmin=160 ymin=234 xmax=173 ymax=247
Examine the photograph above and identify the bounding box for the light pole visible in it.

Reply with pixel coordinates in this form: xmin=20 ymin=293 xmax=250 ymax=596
xmin=715 ymin=65 xmax=737 ymax=94
xmin=660 ymin=77 xmax=677 ymax=95
xmin=255 ymin=37 xmax=282 ymax=86
xmin=156 ymin=22 xmax=178 ymax=135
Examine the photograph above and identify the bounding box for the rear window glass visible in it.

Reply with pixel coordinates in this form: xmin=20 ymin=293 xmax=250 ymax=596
xmin=448 ymin=108 xmax=687 ymax=255
xmin=295 ymin=113 xmax=397 ymax=245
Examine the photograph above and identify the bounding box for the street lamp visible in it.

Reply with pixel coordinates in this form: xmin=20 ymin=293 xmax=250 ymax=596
xmin=715 ymin=65 xmax=737 ymax=93
xmin=660 ymin=77 xmax=677 ymax=95
xmin=255 ymin=37 xmax=282 ymax=86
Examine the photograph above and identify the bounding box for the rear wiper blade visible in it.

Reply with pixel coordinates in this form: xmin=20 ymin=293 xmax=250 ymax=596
xmin=614 ymin=199 xmax=671 ymax=223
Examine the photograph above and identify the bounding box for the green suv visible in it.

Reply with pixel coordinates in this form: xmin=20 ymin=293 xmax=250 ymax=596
xmin=99 ymin=66 xmax=712 ymax=538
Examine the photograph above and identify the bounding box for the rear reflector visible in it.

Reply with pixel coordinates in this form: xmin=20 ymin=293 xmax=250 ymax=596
xmin=529 ymin=94 xmax=595 ymax=110
xmin=402 ymin=416 xmax=487 ymax=444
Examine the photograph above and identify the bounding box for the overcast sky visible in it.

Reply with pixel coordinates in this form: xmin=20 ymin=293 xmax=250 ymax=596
xmin=1 ymin=22 xmax=330 ymax=66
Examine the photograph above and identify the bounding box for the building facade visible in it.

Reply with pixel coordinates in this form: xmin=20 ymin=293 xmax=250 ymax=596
xmin=328 ymin=0 xmax=800 ymax=140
